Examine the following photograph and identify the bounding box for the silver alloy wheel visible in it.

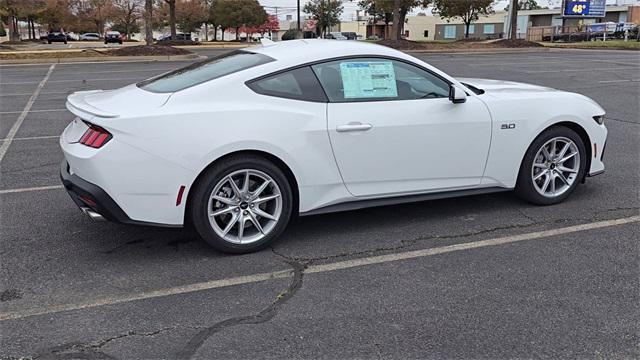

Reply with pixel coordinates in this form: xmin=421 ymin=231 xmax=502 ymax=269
xmin=531 ymin=136 xmax=580 ymax=198
xmin=207 ymin=169 xmax=282 ymax=244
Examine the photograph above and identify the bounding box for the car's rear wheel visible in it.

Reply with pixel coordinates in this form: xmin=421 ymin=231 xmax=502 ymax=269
xmin=516 ymin=126 xmax=587 ymax=205
xmin=190 ymin=155 xmax=293 ymax=253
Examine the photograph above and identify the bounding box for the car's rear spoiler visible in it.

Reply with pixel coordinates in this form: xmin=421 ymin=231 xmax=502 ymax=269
xmin=66 ymin=90 xmax=119 ymax=119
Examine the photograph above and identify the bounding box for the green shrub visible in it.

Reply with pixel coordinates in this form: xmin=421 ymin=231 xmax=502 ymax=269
xmin=281 ymin=29 xmax=296 ymax=41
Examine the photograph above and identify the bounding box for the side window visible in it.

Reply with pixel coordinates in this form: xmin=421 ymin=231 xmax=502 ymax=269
xmin=247 ymin=66 xmax=327 ymax=102
xmin=311 ymin=58 xmax=450 ymax=103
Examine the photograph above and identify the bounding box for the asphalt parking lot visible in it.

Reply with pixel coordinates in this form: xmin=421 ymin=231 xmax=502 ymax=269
xmin=1 ymin=48 xmax=639 ymax=359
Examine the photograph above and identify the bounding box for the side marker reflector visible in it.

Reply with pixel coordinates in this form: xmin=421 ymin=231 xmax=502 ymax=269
xmin=176 ymin=185 xmax=186 ymax=206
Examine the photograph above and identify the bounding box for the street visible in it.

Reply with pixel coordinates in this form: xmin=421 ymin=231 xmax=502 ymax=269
xmin=1 ymin=48 xmax=639 ymax=359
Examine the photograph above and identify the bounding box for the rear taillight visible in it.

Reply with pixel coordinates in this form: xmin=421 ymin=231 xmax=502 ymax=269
xmin=79 ymin=123 xmax=112 ymax=148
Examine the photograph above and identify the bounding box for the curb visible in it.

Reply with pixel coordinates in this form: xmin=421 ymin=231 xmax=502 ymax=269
xmin=0 ymin=54 xmax=204 ymax=65
xmin=402 ymin=47 xmax=552 ymax=54
xmin=175 ymin=44 xmax=249 ymax=49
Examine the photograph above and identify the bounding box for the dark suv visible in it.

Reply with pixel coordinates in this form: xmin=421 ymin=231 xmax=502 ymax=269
xmin=47 ymin=30 xmax=67 ymax=44
xmin=104 ymin=31 xmax=123 ymax=44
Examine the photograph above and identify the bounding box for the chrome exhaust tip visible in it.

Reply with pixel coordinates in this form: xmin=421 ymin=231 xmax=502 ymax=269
xmin=80 ymin=207 xmax=106 ymax=221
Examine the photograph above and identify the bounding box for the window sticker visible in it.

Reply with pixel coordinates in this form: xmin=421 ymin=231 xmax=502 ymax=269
xmin=339 ymin=61 xmax=398 ymax=99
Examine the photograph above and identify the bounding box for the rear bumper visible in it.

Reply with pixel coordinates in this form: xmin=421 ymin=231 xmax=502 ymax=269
xmin=60 ymin=160 xmax=179 ymax=227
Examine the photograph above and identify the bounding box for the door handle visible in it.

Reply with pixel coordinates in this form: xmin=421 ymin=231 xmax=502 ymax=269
xmin=336 ymin=122 xmax=373 ymax=133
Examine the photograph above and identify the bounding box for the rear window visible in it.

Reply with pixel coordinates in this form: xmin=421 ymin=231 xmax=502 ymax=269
xmin=137 ymin=50 xmax=274 ymax=93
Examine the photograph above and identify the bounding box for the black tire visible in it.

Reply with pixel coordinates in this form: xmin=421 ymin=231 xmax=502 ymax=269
xmin=189 ymin=155 xmax=293 ymax=254
xmin=48 ymin=40 xmax=51 ymax=44
xmin=64 ymin=41 xmax=67 ymax=44
xmin=516 ymin=126 xmax=587 ymax=205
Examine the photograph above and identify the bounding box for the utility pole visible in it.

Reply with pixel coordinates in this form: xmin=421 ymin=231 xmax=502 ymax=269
xmin=297 ymin=0 xmax=301 ymax=38
xmin=508 ymin=0 xmax=518 ymax=40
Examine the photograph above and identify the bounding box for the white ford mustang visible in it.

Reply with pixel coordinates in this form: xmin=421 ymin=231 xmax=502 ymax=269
xmin=60 ymin=39 xmax=607 ymax=253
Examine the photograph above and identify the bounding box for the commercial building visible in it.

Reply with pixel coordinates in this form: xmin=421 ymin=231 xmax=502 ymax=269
xmin=364 ymin=4 xmax=637 ymax=42
xmin=404 ymin=12 xmax=506 ymax=41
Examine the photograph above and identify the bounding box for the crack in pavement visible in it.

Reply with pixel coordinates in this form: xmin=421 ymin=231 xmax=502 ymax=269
xmin=33 ymin=327 xmax=185 ymax=360
xmin=271 ymin=207 xmax=640 ymax=263
xmin=174 ymin=257 xmax=307 ymax=359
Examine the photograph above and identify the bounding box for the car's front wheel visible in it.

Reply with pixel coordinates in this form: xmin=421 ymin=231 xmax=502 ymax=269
xmin=190 ymin=155 xmax=293 ymax=253
xmin=516 ymin=126 xmax=587 ymax=205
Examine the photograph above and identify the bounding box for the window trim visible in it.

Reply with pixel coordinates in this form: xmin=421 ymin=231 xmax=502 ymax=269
xmin=245 ymin=66 xmax=328 ymax=103
xmin=245 ymin=55 xmax=453 ymax=104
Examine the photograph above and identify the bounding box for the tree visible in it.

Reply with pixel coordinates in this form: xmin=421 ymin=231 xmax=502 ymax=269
xmin=176 ymin=0 xmax=206 ymax=35
xmin=75 ymin=0 xmax=113 ymax=35
xmin=1 ymin=0 xmax=24 ymax=41
xmin=38 ymin=0 xmax=79 ymax=31
xmin=359 ymin=0 xmax=392 ymax=27
xmin=239 ymin=14 xmax=278 ymax=41
xmin=144 ymin=0 xmax=153 ymax=44
xmin=303 ymin=0 xmax=343 ymax=37
xmin=504 ymin=0 xmax=544 ymax=11
xmin=164 ymin=0 xmax=176 ymax=39
xmin=111 ymin=0 xmax=142 ymax=39
xmin=213 ymin=0 xmax=267 ymax=41
xmin=433 ymin=0 xmax=493 ymax=39
xmin=391 ymin=0 xmax=401 ymax=40
xmin=360 ymin=0 xmax=431 ymax=40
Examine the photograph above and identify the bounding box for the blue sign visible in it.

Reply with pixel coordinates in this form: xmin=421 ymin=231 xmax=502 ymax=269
xmin=563 ymin=0 xmax=606 ymax=17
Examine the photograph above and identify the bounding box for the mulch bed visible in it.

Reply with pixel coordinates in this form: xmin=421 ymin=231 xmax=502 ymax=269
xmin=106 ymin=45 xmax=192 ymax=56
xmin=378 ymin=38 xmax=543 ymax=50
xmin=155 ymin=40 xmax=201 ymax=46
xmin=0 ymin=49 xmax=105 ymax=60
xmin=492 ymin=39 xmax=544 ymax=47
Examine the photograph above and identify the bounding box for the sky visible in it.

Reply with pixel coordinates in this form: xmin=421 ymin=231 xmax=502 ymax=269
xmin=258 ymin=0 xmax=640 ymax=21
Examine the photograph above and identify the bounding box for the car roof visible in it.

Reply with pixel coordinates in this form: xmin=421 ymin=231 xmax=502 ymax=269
xmin=249 ymin=39 xmax=407 ymax=68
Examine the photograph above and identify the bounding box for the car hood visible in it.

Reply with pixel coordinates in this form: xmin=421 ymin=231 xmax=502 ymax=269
xmin=66 ymin=84 xmax=171 ymax=120
xmin=457 ymin=78 xmax=558 ymax=94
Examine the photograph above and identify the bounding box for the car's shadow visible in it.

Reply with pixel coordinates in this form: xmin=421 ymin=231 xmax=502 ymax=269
xmin=90 ymin=190 xmax=535 ymax=261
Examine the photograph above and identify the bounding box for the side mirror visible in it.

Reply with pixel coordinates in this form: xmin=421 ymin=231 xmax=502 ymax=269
xmin=449 ymin=85 xmax=467 ymax=104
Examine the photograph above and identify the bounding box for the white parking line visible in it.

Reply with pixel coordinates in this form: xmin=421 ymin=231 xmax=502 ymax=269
xmin=1 ymin=77 xmax=143 ymax=85
xmin=524 ymin=67 xmax=632 ymax=74
xmin=53 ymin=68 xmax=172 ymax=75
xmin=598 ymin=79 xmax=639 ymax=84
xmin=0 ymin=135 xmax=60 ymax=142
xmin=0 ymin=64 xmax=55 ymax=163
xmin=0 ymin=58 xmax=194 ymax=68
xmin=0 ymin=185 xmax=63 ymax=194
xmin=0 ymin=108 xmax=67 ymax=115
xmin=0 ymin=215 xmax=637 ymax=321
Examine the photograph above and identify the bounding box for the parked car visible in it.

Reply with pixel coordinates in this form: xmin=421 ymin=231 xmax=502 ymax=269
xmin=367 ymin=35 xmax=381 ymax=40
xmin=326 ymin=32 xmax=348 ymax=40
xmin=341 ymin=32 xmax=357 ymax=40
xmin=158 ymin=33 xmax=192 ymax=41
xmin=47 ymin=30 xmax=67 ymax=44
xmin=60 ymin=40 xmax=607 ymax=254
xmin=80 ymin=33 xmax=100 ymax=41
xmin=104 ymin=31 xmax=123 ymax=44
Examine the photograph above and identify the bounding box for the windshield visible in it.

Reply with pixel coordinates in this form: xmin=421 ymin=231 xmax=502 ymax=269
xmin=137 ymin=50 xmax=274 ymax=93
